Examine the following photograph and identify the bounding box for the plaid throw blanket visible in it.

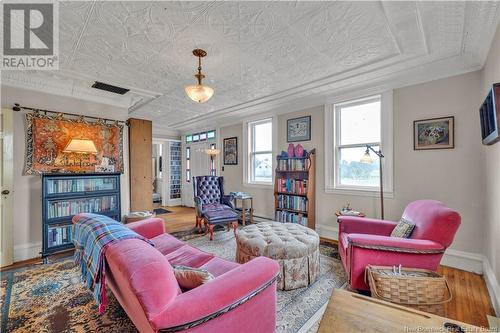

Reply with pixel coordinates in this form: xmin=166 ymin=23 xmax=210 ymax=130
xmin=73 ymin=213 xmax=154 ymax=313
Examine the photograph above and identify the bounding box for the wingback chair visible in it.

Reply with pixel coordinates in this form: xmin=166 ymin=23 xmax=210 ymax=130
xmin=338 ymin=200 xmax=461 ymax=290
xmin=193 ymin=176 xmax=235 ymax=231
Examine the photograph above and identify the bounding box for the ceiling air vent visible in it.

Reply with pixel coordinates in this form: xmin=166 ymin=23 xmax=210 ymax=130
xmin=91 ymin=81 xmax=130 ymax=95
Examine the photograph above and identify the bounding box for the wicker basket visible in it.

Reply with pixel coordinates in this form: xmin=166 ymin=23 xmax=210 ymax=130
xmin=365 ymin=265 xmax=452 ymax=316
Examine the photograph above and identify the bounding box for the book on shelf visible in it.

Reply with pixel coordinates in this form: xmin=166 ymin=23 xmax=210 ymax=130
xmin=277 ymin=178 xmax=308 ymax=195
xmin=48 ymin=178 xmax=115 ymax=194
xmin=277 ymin=194 xmax=307 ymax=211
xmin=48 ymin=196 xmax=116 ymax=218
xmin=277 ymin=158 xmax=310 ymax=171
xmin=274 ymin=148 xmax=315 ymax=229
xmin=275 ymin=210 xmax=308 ymax=226
xmin=48 ymin=225 xmax=72 ymax=247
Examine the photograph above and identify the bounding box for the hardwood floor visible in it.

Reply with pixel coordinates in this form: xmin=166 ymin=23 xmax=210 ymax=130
xmin=156 ymin=205 xmax=197 ymax=233
xmin=437 ymin=265 xmax=496 ymax=327
xmin=2 ymin=206 xmax=496 ymax=328
xmin=319 ymin=238 xmax=496 ymax=328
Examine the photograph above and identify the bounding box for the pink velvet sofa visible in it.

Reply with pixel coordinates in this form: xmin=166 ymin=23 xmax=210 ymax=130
xmin=104 ymin=218 xmax=279 ymax=332
xmin=338 ymin=200 xmax=461 ymax=290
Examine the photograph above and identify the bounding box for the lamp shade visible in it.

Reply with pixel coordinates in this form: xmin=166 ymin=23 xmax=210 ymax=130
xmin=205 ymin=148 xmax=220 ymax=156
xmin=185 ymin=84 xmax=214 ymax=103
xmin=360 ymin=151 xmax=373 ymax=164
xmin=63 ymin=139 xmax=98 ymax=154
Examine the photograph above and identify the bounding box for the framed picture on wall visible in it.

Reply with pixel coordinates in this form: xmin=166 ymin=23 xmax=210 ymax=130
xmin=287 ymin=116 xmax=311 ymax=142
xmin=223 ymin=137 xmax=238 ymax=165
xmin=414 ymin=116 xmax=455 ymax=150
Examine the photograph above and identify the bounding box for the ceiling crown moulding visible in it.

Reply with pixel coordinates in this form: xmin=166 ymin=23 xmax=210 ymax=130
xmin=1 ymin=1 xmax=499 ymax=133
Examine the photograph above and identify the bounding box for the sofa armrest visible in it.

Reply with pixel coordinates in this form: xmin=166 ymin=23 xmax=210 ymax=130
xmin=347 ymin=234 xmax=445 ymax=254
xmin=127 ymin=218 xmax=165 ymax=239
xmin=151 ymin=257 xmax=279 ymax=331
xmin=338 ymin=216 xmax=398 ymax=236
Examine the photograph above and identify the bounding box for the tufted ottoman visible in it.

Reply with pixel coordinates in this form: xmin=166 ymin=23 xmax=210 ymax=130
xmin=236 ymin=222 xmax=320 ymax=290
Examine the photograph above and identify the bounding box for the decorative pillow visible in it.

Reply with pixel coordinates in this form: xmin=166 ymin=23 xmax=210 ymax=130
xmin=390 ymin=218 xmax=415 ymax=238
xmin=172 ymin=265 xmax=214 ymax=290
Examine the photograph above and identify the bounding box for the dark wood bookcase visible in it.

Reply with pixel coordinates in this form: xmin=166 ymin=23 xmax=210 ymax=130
xmin=274 ymin=149 xmax=316 ymax=230
xmin=41 ymin=173 xmax=121 ymax=260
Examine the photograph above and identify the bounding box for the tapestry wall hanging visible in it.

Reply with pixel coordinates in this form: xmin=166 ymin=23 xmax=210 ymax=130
xmin=25 ymin=112 xmax=124 ymax=174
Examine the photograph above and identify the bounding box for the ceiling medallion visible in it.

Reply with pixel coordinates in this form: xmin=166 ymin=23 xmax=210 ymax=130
xmin=185 ymin=49 xmax=214 ymax=103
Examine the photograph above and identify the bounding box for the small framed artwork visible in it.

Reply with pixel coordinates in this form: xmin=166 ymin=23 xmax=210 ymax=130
xmin=287 ymin=116 xmax=311 ymax=142
xmin=414 ymin=116 xmax=455 ymax=150
xmin=223 ymin=137 xmax=238 ymax=165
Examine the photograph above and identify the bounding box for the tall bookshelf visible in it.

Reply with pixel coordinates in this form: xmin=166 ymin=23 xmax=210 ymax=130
xmin=274 ymin=149 xmax=316 ymax=230
xmin=41 ymin=173 xmax=121 ymax=260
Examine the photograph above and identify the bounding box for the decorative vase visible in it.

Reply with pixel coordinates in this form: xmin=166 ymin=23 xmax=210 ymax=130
xmin=287 ymin=143 xmax=295 ymax=158
xmin=294 ymin=144 xmax=304 ymax=158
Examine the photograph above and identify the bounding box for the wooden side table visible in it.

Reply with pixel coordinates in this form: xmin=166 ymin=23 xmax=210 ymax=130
xmin=233 ymin=194 xmax=254 ymax=226
xmin=318 ymin=289 xmax=480 ymax=333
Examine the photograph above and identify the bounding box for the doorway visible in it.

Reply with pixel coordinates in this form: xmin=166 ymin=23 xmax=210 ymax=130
xmin=182 ymin=141 xmax=214 ymax=207
xmin=152 ymin=139 xmax=183 ymax=209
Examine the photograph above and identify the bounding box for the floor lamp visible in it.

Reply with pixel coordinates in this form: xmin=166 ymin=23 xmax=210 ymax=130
xmin=360 ymin=145 xmax=385 ymax=220
xmin=205 ymin=148 xmax=220 ymax=176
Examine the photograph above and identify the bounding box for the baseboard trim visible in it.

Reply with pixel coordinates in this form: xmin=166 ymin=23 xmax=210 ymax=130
xmin=483 ymin=257 xmax=500 ymax=316
xmin=441 ymin=249 xmax=484 ymax=274
xmin=316 ymin=224 xmax=339 ymax=241
xmin=13 ymin=242 xmax=42 ymax=262
xmin=165 ymin=199 xmax=182 ymax=206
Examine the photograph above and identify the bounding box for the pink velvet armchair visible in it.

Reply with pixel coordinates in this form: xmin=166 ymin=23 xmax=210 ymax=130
xmin=338 ymin=200 xmax=461 ymax=290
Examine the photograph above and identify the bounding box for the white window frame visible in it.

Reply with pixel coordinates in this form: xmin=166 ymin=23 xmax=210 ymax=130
xmin=243 ymin=117 xmax=276 ymax=188
xmin=325 ymin=90 xmax=394 ymax=197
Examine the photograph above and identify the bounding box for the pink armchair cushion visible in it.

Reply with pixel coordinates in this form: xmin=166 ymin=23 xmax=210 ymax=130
xmin=347 ymin=234 xmax=445 ymax=253
xmin=338 ymin=216 xmax=398 ymax=236
xmin=403 ymin=200 xmax=460 ymax=247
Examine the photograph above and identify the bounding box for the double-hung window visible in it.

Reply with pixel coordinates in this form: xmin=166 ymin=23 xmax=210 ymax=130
xmin=247 ymin=118 xmax=273 ymax=184
xmin=327 ymin=93 xmax=393 ymax=194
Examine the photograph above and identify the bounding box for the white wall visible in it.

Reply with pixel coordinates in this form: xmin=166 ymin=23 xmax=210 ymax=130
xmin=480 ymin=23 xmax=500 ymax=315
xmin=1 ymin=85 xmax=131 ymax=262
xmin=219 ymin=70 xmax=485 ymax=257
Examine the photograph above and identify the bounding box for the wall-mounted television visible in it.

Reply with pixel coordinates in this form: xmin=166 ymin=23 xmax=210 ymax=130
xmin=480 ymin=83 xmax=500 ymax=145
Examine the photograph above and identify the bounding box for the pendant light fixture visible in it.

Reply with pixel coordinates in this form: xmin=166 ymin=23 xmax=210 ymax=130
xmin=185 ymin=49 xmax=214 ymax=103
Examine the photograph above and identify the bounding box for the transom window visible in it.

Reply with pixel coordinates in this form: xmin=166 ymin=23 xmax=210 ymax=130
xmin=248 ymin=118 xmax=273 ymax=184
xmin=334 ymin=95 xmax=381 ymax=189
xmin=186 ymin=130 xmax=215 ymax=143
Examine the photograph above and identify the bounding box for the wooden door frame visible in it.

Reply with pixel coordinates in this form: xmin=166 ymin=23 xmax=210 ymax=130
xmin=1 ymin=108 xmax=14 ymax=267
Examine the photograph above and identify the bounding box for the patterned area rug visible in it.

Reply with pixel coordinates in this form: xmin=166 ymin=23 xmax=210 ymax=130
xmin=1 ymin=226 xmax=346 ymax=333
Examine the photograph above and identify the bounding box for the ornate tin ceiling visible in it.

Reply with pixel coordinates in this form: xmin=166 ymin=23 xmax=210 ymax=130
xmin=2 ymin=1 xmax=499 ymax=133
